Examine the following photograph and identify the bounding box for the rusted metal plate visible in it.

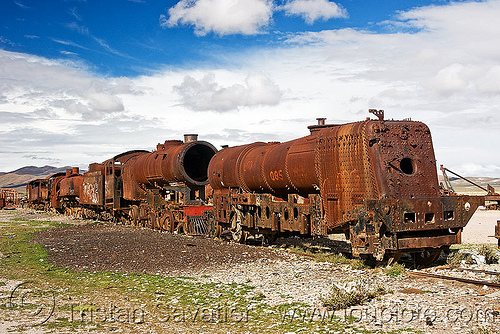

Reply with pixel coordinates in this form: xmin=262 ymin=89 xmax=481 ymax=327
xmin=397 ymin=232 xmax=461 ymax=249
xmin=208 ymin=139 xmax=319 ymax=197
xmin=59 ymin=174 xmax=83 ymax=197
xmin=367 ymin=195 xmax=484 ymax=233
xmin=48 ymin=173 xmax=66 ymax=209
xmin=81 ymin=170 xmax=104 ymax=206
xmin=184 ymin=205 xmax=212 ymax=217
xmin=493 ymin=220 xmax=500 ymax=248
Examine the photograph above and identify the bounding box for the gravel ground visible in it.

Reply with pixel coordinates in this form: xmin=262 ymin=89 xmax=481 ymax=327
xmin=2 ymin=208 xmax=500 ymax=333
xmin=34 ymin=224 xmax=288 ymax=276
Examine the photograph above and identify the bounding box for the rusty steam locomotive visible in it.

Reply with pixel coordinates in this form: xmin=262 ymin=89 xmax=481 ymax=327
xmin=26 ymin=110 xmax=483 ymax=263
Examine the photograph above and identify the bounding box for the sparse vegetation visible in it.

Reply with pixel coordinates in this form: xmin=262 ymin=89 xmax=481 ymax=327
xmin=446 ymin=250 xmax=475 ymax=267
xmin=478 ymin=245 xmax=499 ymax=264
xmin=384 ymin=263 xmax=406 ymax=277
xmin=320 ymin=278 xmax=388 ymax=311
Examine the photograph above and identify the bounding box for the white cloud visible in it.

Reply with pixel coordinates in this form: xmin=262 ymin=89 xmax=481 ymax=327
xmin=2 ymin=1 xmax=500 ymax=177
xmin=454 ymin=163 xmax=500 ymax=178
xmin=282 ymin=0 xmax=347 ymax=24
xmin=162 ymin=0 xmax=273 ymax=36
xmin=173 ymin=72 xmax=283 ymax=111
xmin=0 ymin=50 xmax=127 ymax=121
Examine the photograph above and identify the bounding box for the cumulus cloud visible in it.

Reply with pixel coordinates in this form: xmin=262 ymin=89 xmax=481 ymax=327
xmin=173 ymin=72 xmax=283 ymax=111
xmin=282 ymin=0 xmax=347 ymax=24
xmin=162 ymin=0 xmax=273 ymax=36
xmin=0 ymin=50 xmax=126 ymax=120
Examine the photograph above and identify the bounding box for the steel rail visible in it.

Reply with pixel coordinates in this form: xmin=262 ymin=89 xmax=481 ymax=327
xmin=409 ymin=271 xmax=500 ymax=288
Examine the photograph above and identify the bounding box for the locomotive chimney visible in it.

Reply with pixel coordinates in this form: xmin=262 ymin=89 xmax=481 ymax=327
xmin=316 ymin=118 xmax=326 ymax=126
xmin=184 ymin=134 xmax=198 ymax=143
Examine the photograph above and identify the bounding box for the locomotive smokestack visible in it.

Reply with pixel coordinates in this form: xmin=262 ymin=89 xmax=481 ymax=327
xmin=316 ymin=118 xmax=326 ymax=126
xmin=184 ymin=134 xmax=198 ymax=143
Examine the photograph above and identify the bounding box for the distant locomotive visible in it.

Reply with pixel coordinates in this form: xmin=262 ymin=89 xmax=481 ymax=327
xmin=25 ymin=110 xmax=483 ymax=264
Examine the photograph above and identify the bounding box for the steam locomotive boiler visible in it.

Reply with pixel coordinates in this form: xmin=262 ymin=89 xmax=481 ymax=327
xmin=208 ymin=110 xmax=484 ymax=263
xmin=107 ymin=134 xmax=217 ymax=233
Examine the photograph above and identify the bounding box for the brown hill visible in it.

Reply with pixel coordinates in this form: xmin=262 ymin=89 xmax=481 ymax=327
xmin=0 ymin=166 xmax=70 ymax=194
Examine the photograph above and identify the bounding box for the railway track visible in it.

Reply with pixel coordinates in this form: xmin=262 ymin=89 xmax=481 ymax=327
xmin=409 ymin=267 xmax=500 ymax=288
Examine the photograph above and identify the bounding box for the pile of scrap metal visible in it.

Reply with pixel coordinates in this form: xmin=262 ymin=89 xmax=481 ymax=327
xmin=24 ymin=110 xmax=484 ymax=264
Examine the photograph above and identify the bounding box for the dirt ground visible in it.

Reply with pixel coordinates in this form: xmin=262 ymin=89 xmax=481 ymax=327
xmin=2 ymin=208 xmax=500 ymax=334
xmin=33 ymin=223 xmax=287 ymax=276
xmin=463 ymin=209 xmax=500 ymax=245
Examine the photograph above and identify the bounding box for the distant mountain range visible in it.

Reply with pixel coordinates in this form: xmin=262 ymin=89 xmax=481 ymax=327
xmin=0 ymin=166 xmax=71 ymax=194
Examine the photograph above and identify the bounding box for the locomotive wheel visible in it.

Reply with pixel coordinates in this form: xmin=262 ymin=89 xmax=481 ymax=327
xmin=130 ymin=206 xmax=140 ymax=226
xmin=159 ymin=212 xmax=174 ymax=233
xmin=411 ymin=248 xmax=442 ymax=267
xmin=207 ymin=219 xmax=222 ymax=238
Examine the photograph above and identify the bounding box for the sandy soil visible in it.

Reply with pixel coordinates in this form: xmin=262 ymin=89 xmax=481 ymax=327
xmin=462 ymin=208 xmax=500 ymax=244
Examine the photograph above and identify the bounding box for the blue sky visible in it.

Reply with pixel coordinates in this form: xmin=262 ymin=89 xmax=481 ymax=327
xmin=2 ymin=0 xmax=442 ymax=76
xmin=1 ymin=0 xmax=500 ymax=178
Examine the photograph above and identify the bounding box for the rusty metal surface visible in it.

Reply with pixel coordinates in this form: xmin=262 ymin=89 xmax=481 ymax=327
xmin=122 ymin=137 xmax=217 ymax=201
xmin=26 ymin=179 xmax=49 ymax=204
xmin=209 ymin=139 xmax=318 ymax=197
xmin=81 ymin=165 xmax=104 ymax=206
xmin=129 ymin=138 xmax=216 ymax=188
xmin=494 ymin=220 xmax=500 ymax=248
xmin=0 ymin=188 xmax=20 ymax=206
xmin=21 ymin=111 xmax=488 ymax=263
xmin=209 ymin=110 xmax=485 ymax=260
xmin=58 ymin=168 xmax=83 ymax=198
xmin=48 ymin=173 xmax=67 ymax=209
